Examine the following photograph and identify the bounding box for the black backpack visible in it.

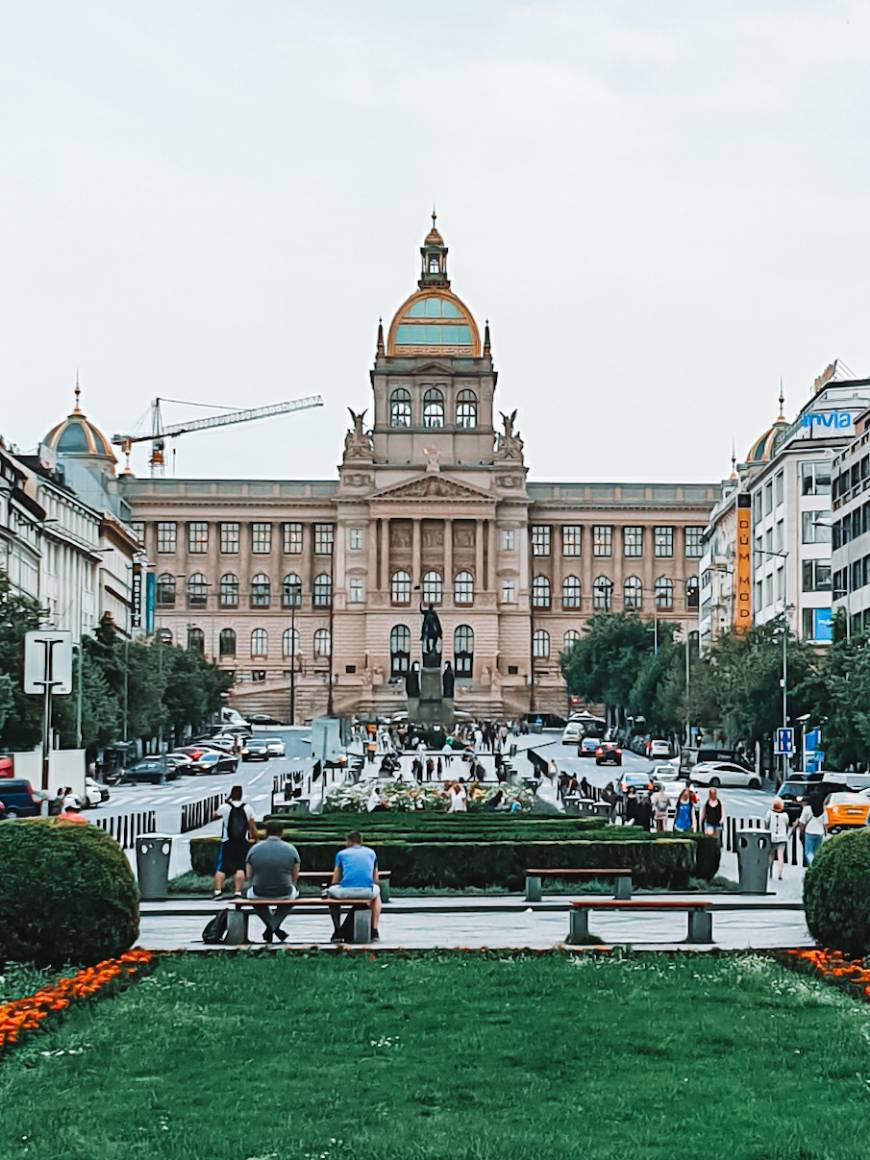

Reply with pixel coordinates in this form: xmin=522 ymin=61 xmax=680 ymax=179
xmin=227 ymin=803 xmax=248 ymax=843
xmin=202 ymin=909 xmax=228 ymax=944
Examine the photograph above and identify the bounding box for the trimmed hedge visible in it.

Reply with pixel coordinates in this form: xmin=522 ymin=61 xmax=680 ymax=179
xmin=0 ymin=819 xmax=140 ymax=966
xmin=804 ymin=829 xmax=870 ymax=956
xmin=192 ymin=835 xmax=697 ymax=889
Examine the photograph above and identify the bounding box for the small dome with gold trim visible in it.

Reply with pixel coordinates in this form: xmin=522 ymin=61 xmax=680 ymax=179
xmin=44 ymin=379 xmax=117 ymax=465
xmin=745 ymin=388 xmax=788 ymax=464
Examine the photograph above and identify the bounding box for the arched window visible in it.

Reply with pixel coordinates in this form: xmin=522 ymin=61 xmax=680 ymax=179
xmin=391 ymin=570 xmax=411 ymax=605
xmin=250 ymin=573 xmax=271 ymax=608
xmin=532 ymin=575 xmax=551 ymax=609
xmin=456 ymin=389 xmax=478 ymax=429
xmin=422 ymin=570 xmax=443 ymax=604
xmin=562 ymin=575 xmax=581 ymax=609
xmin=187 ymin=573 xmax=207 ymax=609
xmin=655 ymin=576 xmax=674 ymax=611
xmin=428 ymin=256 xmax=440 ymax=273
xmin=187 ymin=626 xmax=204 ymax=652
xmin=390 ymin=388 xmax=411 ymax=428
xmin=532 ymin=629 xmax=550 ymax=659
xmin=563 ymin=629 xmax=581 ymax=651
xmin=156 ymin=573 xmax=175 ymax=607
xmin=592 ymin=576 xmax=613 ymax=611
xmin=422 ymin=387 xmax=444 ymax=428
xmin=685 ymin=575 xmax=700 ymax=611
xmin=454 ymin=570 xmax=474 ymax=604
xmin=282 ymin=627 xmax=299 ymax=658
xmin=454 ymin=624 xmax=474 ymax=677
xmin=623 ymin=575 xmax=643 ymax=611
xmin=313 ymin=573 xmax=332 ymax=608
xmin=390 ymin=625 xmax=411 ymax=678
xmin=219 ymin=628 xmax=236 ymax=657
xmin=157 ymin=627 xmax=173 ymax=645
xmin=282 ymin=573 xmax=302 ymax=607
xmin=313 ymin=628 xmax=331 ymax=659
xmin=219 ymin=573 xmax=239 ymax=608
xmin=251 ymin=628 xmax=268 ymax=657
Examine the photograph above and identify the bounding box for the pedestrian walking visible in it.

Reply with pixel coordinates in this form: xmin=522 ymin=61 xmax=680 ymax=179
xmin=673 ymin=786 xmax=696 ymax=834
xmin=366 ymin=737 xmax=377 ymax=764
xmin=212 ymin=786 xmax=257 ymax=898
xmin=764 ymin=797 xmax=790 ymax=880
xmin=797 ymin=791 xmax=826 ymax=866
xmin=602 ymin=781 xmax=618 ymax=823
xmin=700 ymin=787 xmax=725 ymax=843
xmin=425 ymin=757 xmax=435 ymax=781
xmin=651 ymin=784 xmax=670 ymax=832
xmin=447 ymin=781 xmax=467 ymax=812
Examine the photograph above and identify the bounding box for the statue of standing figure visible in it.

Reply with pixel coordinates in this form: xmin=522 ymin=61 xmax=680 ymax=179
xmin=420 ymin=599 xmax=443 ymax=668
xmin=442 ymin=661 xmax=455 ymax=699
xmin=405 ymin=661 xmax=420 ymax=698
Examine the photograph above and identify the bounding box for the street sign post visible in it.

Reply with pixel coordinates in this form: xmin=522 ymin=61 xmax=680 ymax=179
xmin=774 ymin=726 xmax=795 ymax=757
xmin=24 ymin=630 xmax=73 ymax=794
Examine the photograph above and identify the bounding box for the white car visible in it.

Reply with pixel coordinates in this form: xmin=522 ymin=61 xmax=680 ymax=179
xmin=648 ymin=739 xmax=672 ymax=759
xmin=263 ymin=737 xmax=286 ymax=758
xmin=690 ymin=761 xmax=761 ymax=789
xmin=650 ymin=764 xmax=677 ymax=784
xmin=561 ymin=722 xmax=583 ymax=744
xmin=83 ymin=777 xmax=105 ymax=808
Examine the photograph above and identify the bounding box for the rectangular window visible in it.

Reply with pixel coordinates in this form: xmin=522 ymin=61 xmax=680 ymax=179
xmin=348 ymin=577 xmax=364 ymax=603
xmin=531 ymin=525 xmax=551 ymax=557
xmin=348 ymin=527 xmax=363 ymax=551
xmin=764 ymin=574 xmax=773 ymax=606
xmin=623 ymin=527 xmax=643 ymax=557
xmin=752 ymin=494 xmax=762 ymax=527
xmin=654 ymin=526 xmax=674 ymax=558
xmin=220 ymin=522 xmax=239 ymax=554
xmin=592 ymin=525 xmax=612 ymax=557
xmin=283 ymin=522 xmax=303 ymax=554
xmin=684 ymin=527 xmax=704 ymax=558
xmin=314 ymin=523 xmax=334 ymax=555
xmin=501 ymin=578 xmax=516 ymax=603
xmin=156 ymin=522 xmax=176 ymax=554
xmin=764 ymin=528 xmax=773 ymax=553
xmin=774 ymin=520 xmax=784 ymax=553
xmin=754 ymin=579 xmax=762 ymax=610
xmin=187 ymin=522 xmax=208 ymax=553
xmin=802 ymin=512 xmax=831 ymax=544
xmin=501 ymin=528 xmax=516 ymax=551
xmin=251 ymin=522 xmax=272 ymax=554
xmin=776 ymin=565 xmax=785 ymax=601
xmin=561 ymin=525 xmax=581 ymax=557
xmin=774 ymin=471 xmax=784 ymax=507
xmin=129 ymin=520 xmax=145 ymax=544
xmin=764 ymin=481 xmax=773 ymax=516
xmin=802 ymin=561 xmax=832 ymax=591
xmin=801 ymin=461 xmax=832 ymax=496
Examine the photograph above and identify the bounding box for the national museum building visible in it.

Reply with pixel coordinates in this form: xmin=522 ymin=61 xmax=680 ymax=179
xmin=110 ymin=220 xmax=717 ymax=721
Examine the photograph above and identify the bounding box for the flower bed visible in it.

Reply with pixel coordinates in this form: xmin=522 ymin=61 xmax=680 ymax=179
xmin=323 ymin=779 xmax=533 ymax=813
xmin=0 ymin=949 xmax=154 ymax=1055
xmin=780 ymin=948 xmax=870 ymax=1003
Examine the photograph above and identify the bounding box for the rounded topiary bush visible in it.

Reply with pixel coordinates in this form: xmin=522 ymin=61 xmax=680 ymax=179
xmin=804 ymin=828 xmax=870 ymax=956
xmin=0 ymin=819 xmax=139 ymax=966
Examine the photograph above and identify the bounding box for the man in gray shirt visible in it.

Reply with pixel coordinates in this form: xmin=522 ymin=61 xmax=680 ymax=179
xmin=245 ymin=820 xmax=300 ymax=943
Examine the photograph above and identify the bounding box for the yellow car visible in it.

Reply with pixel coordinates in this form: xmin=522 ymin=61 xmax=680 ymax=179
xmin=824 ymin=789 xmax=870 ymax=834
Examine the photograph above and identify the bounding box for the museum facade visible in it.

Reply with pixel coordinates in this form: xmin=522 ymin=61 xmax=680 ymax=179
xmin=117 ymin=219 xmax=718 ymax=721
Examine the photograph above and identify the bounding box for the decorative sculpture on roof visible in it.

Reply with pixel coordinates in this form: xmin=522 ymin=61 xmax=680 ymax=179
xmin=495 ymin=408 xmax=524 ymax=463
xmin=343 ymin=407 xmax=373 ymax=461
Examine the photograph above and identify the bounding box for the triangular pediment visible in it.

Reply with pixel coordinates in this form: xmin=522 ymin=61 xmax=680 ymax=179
xmin=403 ymin=359 xmax=454 ymax=374
xmin=373 ymin=474 xmax=493 ymax=501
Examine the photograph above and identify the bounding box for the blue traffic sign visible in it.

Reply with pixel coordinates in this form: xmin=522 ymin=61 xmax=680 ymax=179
xmin=774 ymin=727 xmax=795 ymax=756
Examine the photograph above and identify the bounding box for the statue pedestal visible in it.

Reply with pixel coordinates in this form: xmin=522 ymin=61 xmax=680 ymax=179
xmin=405 ymin=664 xmax=454 ymax=740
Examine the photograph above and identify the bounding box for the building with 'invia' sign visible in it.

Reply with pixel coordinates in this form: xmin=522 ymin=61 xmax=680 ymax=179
xmin=43 ymin=219 xmax=718 ymax=721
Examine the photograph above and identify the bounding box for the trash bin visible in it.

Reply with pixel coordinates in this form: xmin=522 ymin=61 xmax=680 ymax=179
xmin=736 ymin=829 xmax=771 ymax=894
xmin=136 ymin=833 xmax=173 ymax=900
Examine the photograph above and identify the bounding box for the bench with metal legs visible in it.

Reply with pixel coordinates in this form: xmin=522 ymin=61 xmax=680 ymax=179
xmin=227 ymin=898 xmax=372 ymax=945
xmin=568 ymin=900 xmax=713 ymax=945
xmin=525 ymin=868 xmax=633 ymax=903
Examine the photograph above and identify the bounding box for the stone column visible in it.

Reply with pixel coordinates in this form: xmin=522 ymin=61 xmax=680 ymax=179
xmin=443 ymin=519 xmax=453 ymax=598
xmin=411 ymin=518 xmax=421 ymax=587
xmin=487 ymin=519 xmax=496 ymax=591
xmin=475 ymin=519 xmax=484 ymax=591
xmin=378 ymin=519 xmax=389 ymax=592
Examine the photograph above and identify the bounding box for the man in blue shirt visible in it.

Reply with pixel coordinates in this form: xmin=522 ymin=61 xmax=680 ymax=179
xmin=326 ymin=831 xmax=381 ymax=942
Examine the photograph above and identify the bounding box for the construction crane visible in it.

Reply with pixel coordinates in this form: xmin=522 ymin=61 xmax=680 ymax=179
xmin=112 ymin=395 xmax=324 ymax=475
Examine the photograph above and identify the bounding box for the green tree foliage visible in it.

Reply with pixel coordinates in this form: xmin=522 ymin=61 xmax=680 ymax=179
xmin=801 ymin=626 xmax=870 ymax=770
xmin=0 ymin=572 xmax=43 ymax=749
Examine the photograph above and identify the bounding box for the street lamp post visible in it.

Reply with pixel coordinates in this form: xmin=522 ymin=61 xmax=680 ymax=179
xmin=756 ymin=547 xmax=790 ymax=779
xmin=287 ymin=579 xmax=301 ymax=726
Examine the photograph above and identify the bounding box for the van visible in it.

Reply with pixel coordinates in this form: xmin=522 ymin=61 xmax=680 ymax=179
xmin=0 ymin=779 xmax=42 ymax=818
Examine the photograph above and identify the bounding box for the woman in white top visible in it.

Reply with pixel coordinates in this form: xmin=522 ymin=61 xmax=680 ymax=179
xmin=797 ymin=794 xmax=826 ymax=865
xmin=763 ymin=797 xmax=790 ymax=880
xmin=447 ymin=781 xmax=467 ymax=813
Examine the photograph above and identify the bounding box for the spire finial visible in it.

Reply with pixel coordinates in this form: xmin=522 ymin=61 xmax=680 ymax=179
xmin=777 ymin=377 xmax=785 ymax=420
xmin=483 ymin=318 xmax=491 ymax=356
xmin=376 ymin=316 xmax=385 ymax=355
xmin=432 ymin=205 xmax=437 ymax=228
xmin=730 ymin=439 xmax=737 ymax=480
xmin=73 ymin=368 xmax=82 ymax=413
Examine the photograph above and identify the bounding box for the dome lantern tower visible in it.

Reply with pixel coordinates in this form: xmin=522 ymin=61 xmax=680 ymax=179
xmin=419 ymin=209 xmax=449 ymax=288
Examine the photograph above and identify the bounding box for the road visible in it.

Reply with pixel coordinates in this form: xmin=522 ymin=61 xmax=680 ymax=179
xmin=536 ymin=734 xmax=775 ymax=820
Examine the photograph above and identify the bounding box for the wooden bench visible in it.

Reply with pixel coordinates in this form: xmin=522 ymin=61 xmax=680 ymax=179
xmin=568 ymin=899 xmax=713 ymax=945
xmin=525 ymin=868 xmax=633 ymax=903
xmin=297 ymin=870 xmax=392 ymax=903
xmin=227 ymin=897 xmax=373 ymax=945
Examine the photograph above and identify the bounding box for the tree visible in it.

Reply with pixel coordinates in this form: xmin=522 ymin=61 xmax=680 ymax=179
xmin=0 ymin=572 xmax=43 ymax=750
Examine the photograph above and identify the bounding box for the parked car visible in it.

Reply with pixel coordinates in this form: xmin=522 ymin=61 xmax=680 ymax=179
xmin=561 ymin=722 xmax=583 ymax=745
xmin=262 ymin=737 xmax=286 ymax=758
xmin=579 ymin=737 xmax=602 ymax=757
xmin=164 ymin=754 xmax=194 ymax=776
xmin=618 ymin=771 xmax=654 ymax=796
xmin=594 ymin=742 xmax=622 ymax=766
xmin=0 ymin=778 xmax=42 ymax=818
xmin=824 ymin=789 xmax=870 ymax=833
xmin=242 ymin=739 xmax=272 ymax=762
xmin=191 ymin=734 xmax=236 ymax=753
xmin=690 ymin=762 xmax=762 ymax=789
xmin=192 ymin=751 xmax=239 ymax=775
xmin=0 ymin=754 xmax=14 ymax=778
xmin=174 ymin=745 xmax=226 ymax=763
xmin=247 ymin=713 xmax=281 ymax=726
xmin=121 ymin=760 xmax=170 ymax=785
xmin=647 ymin=739 xmax=672 ymax=760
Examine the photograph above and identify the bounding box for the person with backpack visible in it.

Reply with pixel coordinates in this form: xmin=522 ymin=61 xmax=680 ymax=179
xmin=212 ymin=786 xmax=257 ymax=899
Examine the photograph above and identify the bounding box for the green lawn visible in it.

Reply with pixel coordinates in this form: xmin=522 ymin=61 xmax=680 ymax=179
xmin=2 ymin=953 xmax=869 ymax=1158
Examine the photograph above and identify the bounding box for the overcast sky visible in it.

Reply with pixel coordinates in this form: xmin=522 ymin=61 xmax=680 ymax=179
xmin=2 ymin=1 xmax=869 ymax=483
